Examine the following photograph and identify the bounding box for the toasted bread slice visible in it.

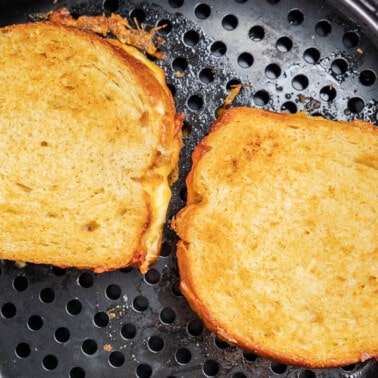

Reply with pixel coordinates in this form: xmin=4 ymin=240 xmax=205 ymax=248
xmin=173 ymin=107 xmax=378 ymax=368
xmin=0 ymin=22 xmax=182 ymax=273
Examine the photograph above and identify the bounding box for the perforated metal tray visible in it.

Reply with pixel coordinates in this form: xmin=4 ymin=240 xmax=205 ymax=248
xmin=0 ymin=1 xmax=377 ymax=377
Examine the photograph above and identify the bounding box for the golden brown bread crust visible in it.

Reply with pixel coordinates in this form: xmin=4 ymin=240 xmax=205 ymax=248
xmin=0 ymin=21 xmax=182 ymax=273
xmin=173 ymin=107 xmax=378 ymax=368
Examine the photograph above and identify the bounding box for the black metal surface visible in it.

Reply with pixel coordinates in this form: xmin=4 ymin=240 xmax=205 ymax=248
xmin=337 ymin=0 xmax=378 ymax=38
xmin=0 ymin=0 xmax=377 ymax=377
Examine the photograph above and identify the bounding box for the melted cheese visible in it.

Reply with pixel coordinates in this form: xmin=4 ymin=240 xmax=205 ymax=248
xmin=139 ymin=163 xmax=172 ymax=273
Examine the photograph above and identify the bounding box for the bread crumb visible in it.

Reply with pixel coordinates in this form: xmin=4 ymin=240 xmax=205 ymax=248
xmin=298 ymin=94 xmax=306 ymax=103
xmin=174 ymin=71 xmax=184 ymax=78
xmin=107 ymin=304 xmax=126 ymax=320
xmin=15 ymin=261 xmax=27 ymax=269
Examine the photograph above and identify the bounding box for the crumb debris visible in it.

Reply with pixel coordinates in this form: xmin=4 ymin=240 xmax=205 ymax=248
xmin=107 ymin=303 xmax=127 ymax=320
xmin=298 ymin=94 xmax=306 ymax=103
xmin=15 ymin=261 xmax=27 ymax=269
xmin=305 ymin=97 xmax=321 ymax=112
xmin=174 ymin=71 xmax=184 ymax=78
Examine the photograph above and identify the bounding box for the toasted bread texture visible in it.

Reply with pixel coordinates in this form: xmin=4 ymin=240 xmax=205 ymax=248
xmin=0 ymin=22 xmax=182 ymax=273
xmin=173 ymin=107 xmax=378 ymax=368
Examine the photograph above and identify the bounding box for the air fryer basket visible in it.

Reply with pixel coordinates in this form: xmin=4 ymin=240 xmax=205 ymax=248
xmin=0 ymin=0 xmax=377 ymax=377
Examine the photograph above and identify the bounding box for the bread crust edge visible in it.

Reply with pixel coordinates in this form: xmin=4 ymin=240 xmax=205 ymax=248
xmin=174 ymin=107 xmax=378 ymax=368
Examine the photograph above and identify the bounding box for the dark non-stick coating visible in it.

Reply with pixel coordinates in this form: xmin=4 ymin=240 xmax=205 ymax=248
xmin=0 ymin=0 xmax=377 ymax=377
